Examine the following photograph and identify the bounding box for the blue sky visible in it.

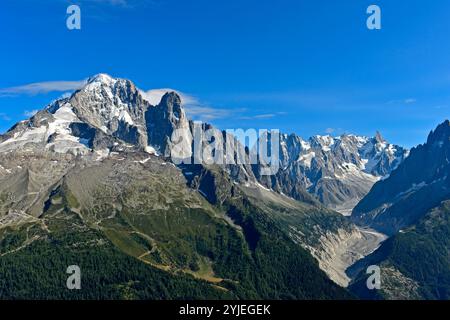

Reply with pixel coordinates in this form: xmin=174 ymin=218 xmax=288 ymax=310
xmin=1 ymin=0 xmax=449 ymax=147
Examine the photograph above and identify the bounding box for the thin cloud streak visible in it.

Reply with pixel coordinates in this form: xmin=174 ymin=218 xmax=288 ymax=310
xmin=386 ymin=98 xmax=417 ymax=105
xmin=239 ymin=112 xmax=287 ymax=120
xmin=0 ymin=80 xmax=87 ymax=97
xmin=0 ymin=113 xmax=11 ymax=121
xmin=23 ymin=110 xmax=39 ymax=117
xmin=67 ymin=0 xmax=157 ymax=8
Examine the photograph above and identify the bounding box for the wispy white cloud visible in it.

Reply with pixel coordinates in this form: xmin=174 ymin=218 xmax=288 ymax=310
xmin=23 ymin=110 xmax=39 ymax=117
xmin=141 ymin=88 xmax=289 ymax=122
xmin=62 ymin=0 xmax=127 ymax=6
xmin=140 ymin=88 xmax=197 ymax=106
xmin=0 ymin=113 xmax=11 ymax=121
xmin=72 ymin=0 xmax=155 ymax=8
xmin=387 ymin=98 xmax=417 ymax=105
xmin=59 ymin=92 xmax=74 ymax=99
xmin=186 ymin=106 xmax=241 ymax=121
xmin=324 ymin=127 xmax=348 ymax=136
xmin=0 ymin=80 xmax=86 ymax=97
xmin=94 ymin=0 xmax=128 ymax=5
xmin=239 ymin=112 xmax=287 ymax=120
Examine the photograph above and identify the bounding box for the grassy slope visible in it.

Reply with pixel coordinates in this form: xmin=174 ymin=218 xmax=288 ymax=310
xmin=0 ymin=158 xmax=352 ymax=299
xmin=186 ymin=164 xmax=353 ymax=299
xmin=0 ymin=208 xmax=232 ymax=299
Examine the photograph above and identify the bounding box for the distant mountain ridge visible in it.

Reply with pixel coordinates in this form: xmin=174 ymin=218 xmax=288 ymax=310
xmin=352 ymin=120 xmax=450 ymax=234
xmin=255 ymin=130 xmax=408 ymax=214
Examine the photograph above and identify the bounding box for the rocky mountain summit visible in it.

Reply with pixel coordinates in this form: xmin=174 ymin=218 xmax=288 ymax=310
xmin=1 ymin=74 xmax=171 ymax=156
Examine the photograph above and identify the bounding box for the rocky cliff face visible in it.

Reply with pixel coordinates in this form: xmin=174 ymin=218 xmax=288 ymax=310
xmin=69 ymin=74 xmax=150 ymax=147
xmin=352 ymin=120 xmax=450 ymax=234
xmin=0 ymin=74 xmax=149 ymax=156
xmin=146 ymin=91 xmax=191 ymax=157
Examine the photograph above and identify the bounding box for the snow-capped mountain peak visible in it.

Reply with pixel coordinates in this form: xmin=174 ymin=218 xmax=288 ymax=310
xmin=257 ymin=131 xmax=409 ymax=214
xmin=87 ymin=73 xmax=115 ymax=84
xmin=0 ymin=75 xmax=196 ymax=162
xmin=0 ymin=75 xmax=157 ymax=157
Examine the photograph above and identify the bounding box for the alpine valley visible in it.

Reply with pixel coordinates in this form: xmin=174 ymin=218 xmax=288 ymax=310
xmin=0 ymin=74 xmax=448 ymax=300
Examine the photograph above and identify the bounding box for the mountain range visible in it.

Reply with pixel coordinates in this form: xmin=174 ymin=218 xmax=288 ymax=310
xmin=348 ymin=120 xmax=450 ymax=299
xmin=0 ymin=74 xmax=448 ymax=300
xmin=255 ymin=131 xmax=408 ymax=215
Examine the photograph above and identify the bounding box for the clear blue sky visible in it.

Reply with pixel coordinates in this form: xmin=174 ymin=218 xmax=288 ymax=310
xmin=1 ymin=0 xmax=449 ymax=147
